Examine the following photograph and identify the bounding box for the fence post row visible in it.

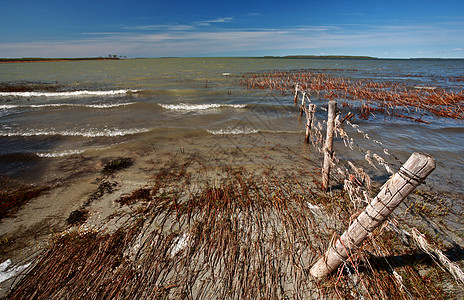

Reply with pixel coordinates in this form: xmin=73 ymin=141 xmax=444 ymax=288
xmin=310 ymin=152 xmax=436 ymax=278
xmin=321 ymin=101 xmax=337 ymax=191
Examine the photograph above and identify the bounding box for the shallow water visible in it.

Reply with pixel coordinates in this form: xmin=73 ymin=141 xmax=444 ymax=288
xmin=0 ymin=57 xmax=463 ymax=193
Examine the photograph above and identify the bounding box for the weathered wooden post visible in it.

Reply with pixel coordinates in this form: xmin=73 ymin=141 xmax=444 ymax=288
xmin=310 ymin=152 xmax=436 ymax=278
xmin=305 ymin=104 xmax=316 ymax=144
xmin=294 ymin=84 xmax=299 ymax=106
xmin=299 ymin=92 xmax=307 ymax=117
xmin=321 ymin=101 xmax=337 ymax=190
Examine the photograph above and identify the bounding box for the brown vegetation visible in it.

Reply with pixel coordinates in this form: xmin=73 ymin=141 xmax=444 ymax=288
xmin=7 ymin=163 xmax=460 ymax=299
xmin=241 ymin=70 xmax=464 ymax=122
xmin=0 ymin=186 xmax=51 ymax=220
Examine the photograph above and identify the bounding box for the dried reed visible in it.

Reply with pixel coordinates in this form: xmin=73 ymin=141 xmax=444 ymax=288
xmin=7 ymin=162 xmax=456 ymax=299
xmin=241 ymin=70 xmax=464 ymax=121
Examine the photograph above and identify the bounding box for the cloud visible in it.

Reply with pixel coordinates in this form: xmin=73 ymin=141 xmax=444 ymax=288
xmin=80 ymin=32 xmax=127 ymax=35
xmin=195 ymin=17 xmax=233 ymax=26
xmin=125 ymin=18 xmax=233 ymax=31
xmin=1 ymin=19 xmax=463 ymax=58
xmin=124 ymin=24 xmax=196 ymax=31
xmin=205 ymin=17 xmax=233 ymax=23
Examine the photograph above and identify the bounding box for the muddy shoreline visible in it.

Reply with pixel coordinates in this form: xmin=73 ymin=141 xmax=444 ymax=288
xmin=1 ymin=138 xmax=463 ymax=298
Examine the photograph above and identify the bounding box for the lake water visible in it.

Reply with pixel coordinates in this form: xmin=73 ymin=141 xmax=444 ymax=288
xmin=0 ymin=57 xmax=463 ymax=193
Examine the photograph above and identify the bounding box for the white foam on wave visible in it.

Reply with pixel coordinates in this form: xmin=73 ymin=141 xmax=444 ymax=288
xmin=207 ymin=128 xmax=302 ymax=135
xmin=207 ymin=128 xmax=259 ymax=135
xmin=414 ymin=86 xmax=437 ymax=90
xmin=0 ymin=103 xmax=134 ymax=109
xmin=84 ymin=103 xmax=134 ymax=108
xmin=159 ymin=103 xmax=246 ymax=111
xmin=36 ymin=146 xmax=112 ymax=158
xmin=0 ymin=128 xmax=151 ymax=138
xmin=36 ymin=149 xmax=86 ymax=158
xmin=0 ymin=89 xmax=137 ymax=97
xmin=260 ymin=129 xmax=304 ymax=134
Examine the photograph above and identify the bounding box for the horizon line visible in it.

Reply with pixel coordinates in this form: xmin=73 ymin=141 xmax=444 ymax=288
xmin=2 ymin=55 xmax=464 ymax=61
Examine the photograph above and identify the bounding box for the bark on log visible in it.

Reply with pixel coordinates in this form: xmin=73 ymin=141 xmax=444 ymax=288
xmin=321 ymin=101 xmax=337 ymax=190
xmin=305 ymin=104 xmax=316 ymax=144
xmin=310 ymin=152 xmax=436 ymax=278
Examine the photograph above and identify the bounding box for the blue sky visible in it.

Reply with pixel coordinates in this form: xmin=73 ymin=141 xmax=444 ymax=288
xmin=0 ymin=0 xmax=463 ymax=58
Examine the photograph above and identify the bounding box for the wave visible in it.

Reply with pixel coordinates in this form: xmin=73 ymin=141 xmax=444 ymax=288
xmin=413 ymin=86 xmax=437 ymax=90
xmin=207 ymin=128 xmax=303 ymax=135
xmin=0 ymin=128 xmax=151 ymax=138
xmin=0 ymin=89 xmax=138 ymax=97
xmin=36 ymin=145 xmax=114 ymax=158
xmin=0 ymin=102 xmax=135 ymax=110
xmin=207 ymin=128 xmax=259 ymax=135
xmin=159 ymin=103 xmax=247 ymax=111
xmin=36 ymin=149 xmax=86 ymax=158
xmin=261 ymin=129 xmax=304 ymax=134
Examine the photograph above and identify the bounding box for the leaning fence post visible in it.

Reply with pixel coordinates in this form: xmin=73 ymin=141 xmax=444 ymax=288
xmin=299 ymin=92 xmax=307 ymax=117
xmin=310 ymin=152 xmax=436 ymax=278
xmin=305 ymin=104 xmax=316 ymax=144
xmin=294 ymin=84 xmax=299 ymax=106
xmin=321 ymin=101 xmax=337 ymax=190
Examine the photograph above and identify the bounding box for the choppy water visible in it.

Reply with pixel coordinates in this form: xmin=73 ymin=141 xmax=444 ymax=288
xmin=0 ymin=58 xmax=463 ymax=193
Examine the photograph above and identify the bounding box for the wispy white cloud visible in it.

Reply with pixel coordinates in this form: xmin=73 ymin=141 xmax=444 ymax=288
xmin=124 ymin=24 xmax=196 ymax=31
xmin=80 ymin=32 xmax=127 ymax=35
xmin=204 ymin=17 xmax=233 ymax=23
xmin=195 ymin=17 xmax=233 ymax=26
xmin=1 ymin=20 xmax=463 ymax=58
xmin=125 ymin=18 xmax=233 ymax=31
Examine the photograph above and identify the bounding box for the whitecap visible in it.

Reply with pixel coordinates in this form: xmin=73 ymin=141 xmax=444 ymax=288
xmin=0 ymin=128 xmax=151 ymax=138
xmin=207 ymin=128 xmax=259 ymax=135
xmin=0 ymin=103 xmax=134 ymax=109
xmin=159 ymin=103 xmax=246 ymax=111
xmin=260 ymin=129 xmax=304 ymax=134
xmin=82 ymin=103 xmax=134 ymax=108
xmin=0 ymin=89 xmax=137 ymax=97
xmin=413 ymin=86 xmax=437 ymax=90
xmin=36 ymin=149 xmax=86 ymax=158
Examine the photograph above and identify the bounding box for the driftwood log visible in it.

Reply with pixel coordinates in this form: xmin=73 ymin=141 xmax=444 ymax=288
xmin=310 ymin=152 xmax=436 ymax=278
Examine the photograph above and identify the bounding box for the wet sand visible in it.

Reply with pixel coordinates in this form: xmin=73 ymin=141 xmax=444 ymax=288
xmin=0 ymin=131 xmax=319 ymax=295
xmin=1 ymin=129 xmax=463 ymax=298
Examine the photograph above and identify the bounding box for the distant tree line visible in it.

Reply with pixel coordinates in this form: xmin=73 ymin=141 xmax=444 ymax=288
xmin=108 ymin=54 xmax=127 ymax=59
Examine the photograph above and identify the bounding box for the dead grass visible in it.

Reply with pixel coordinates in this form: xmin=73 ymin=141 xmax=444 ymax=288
xmin=241 ymin=70 xmax=464 ymax=121
xmin=7 ymin=162 xmax=461 ymax=299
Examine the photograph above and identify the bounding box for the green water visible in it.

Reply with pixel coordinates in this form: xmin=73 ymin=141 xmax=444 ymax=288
xmin=0 ymin=58 xmax=463 ymax=194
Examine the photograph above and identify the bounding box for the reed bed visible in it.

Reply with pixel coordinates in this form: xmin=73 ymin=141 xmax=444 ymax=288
xmin=7 ymin=161 xmax=455 ymax=299
xmin=241 ymin=70 xmax=464 ymax=122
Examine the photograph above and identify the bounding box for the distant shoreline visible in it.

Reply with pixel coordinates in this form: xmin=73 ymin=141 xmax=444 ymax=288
xmin=1 ymin=56 xmax=462 ymax=64
xmin=0 ymin=57 xmax=122 ymax=64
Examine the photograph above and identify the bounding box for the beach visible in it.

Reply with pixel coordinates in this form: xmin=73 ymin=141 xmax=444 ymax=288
xmin=1 ymin=57 xmax=463 ymax=298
